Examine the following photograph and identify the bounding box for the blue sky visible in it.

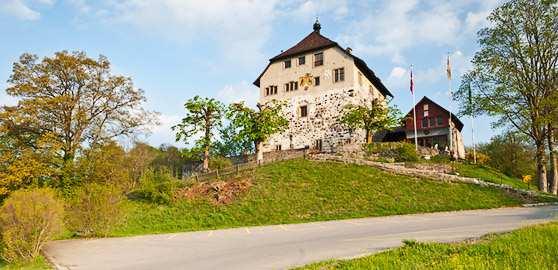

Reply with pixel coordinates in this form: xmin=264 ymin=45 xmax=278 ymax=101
xmin=0 ymin=0 xmax=504 ymax=147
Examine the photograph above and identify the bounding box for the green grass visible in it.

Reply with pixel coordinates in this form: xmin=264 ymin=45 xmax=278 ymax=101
xmin=297 ymin=222 xmax=558 ymax=270
xmin=0 ymin=256 xmax=51 ymax=270
xmin=113 ymin=159 xmax=526 ymax=236
xmin=454 ymin=163 xmax=533 ymax=190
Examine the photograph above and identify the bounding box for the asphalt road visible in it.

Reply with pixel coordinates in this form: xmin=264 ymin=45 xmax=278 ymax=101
xmin=44 ymin=206 xmax=558 ymax=270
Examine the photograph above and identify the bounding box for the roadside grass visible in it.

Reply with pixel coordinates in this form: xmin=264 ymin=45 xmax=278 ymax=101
xmin=454 ymin=163 xmax=534 ymax=190
xmin=112 ymin=159 xmax=526 ymax=236
xmin=0 ymin=256 xmax=51 ymax=270
xmin=296 ymin=222 xmax=558 ymax=270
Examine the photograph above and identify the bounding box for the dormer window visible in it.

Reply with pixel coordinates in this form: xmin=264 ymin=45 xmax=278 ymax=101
xmin=284 ymin=59 xmax=291 ymax=69
xmin=298 ymin=56 xmax=305 ymax=65
xmin=314 ymin=52 xmax=323 ymax=66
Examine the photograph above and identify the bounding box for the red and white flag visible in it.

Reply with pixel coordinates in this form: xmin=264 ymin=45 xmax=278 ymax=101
xmin=410 ymin=68 xmax=414 ymax=94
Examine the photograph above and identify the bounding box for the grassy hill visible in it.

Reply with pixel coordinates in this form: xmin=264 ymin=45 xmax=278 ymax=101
xmin=297 ymin=222 xmax=558 ymax=270
xmin=113 ymin=159 xmax=541 ymax=237
xmin=454 ymin=163 xmax=534 ymax=190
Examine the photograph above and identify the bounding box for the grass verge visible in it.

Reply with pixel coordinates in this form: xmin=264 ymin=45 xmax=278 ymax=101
xmin=113 ymin=159 xmax=527 ymax=236
xmin=296 ymin=222 xmax=558 ymax=270
xmin=0 ymin=256 xmax=51 ymax=270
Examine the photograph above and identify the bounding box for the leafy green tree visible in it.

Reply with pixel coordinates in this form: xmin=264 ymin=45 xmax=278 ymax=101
xmin=340 ymin=100 xmax=401 ymax=144
xmin=77 ymin=141 xmax=131 ymax=190
xmin=455 ymin=0 xmax=558 ymax=192
xmin=478 ymin=132 xmax=536 ymax=179
xmin=0 ymin=51 xmax=155 ymax=195
xmin=173 ymin=96 xmax=224 ymax=171
xmin=227 ymin=101 xmax=288 ymax=164
xmin=213 ymin=124 xmax=254 ymax=157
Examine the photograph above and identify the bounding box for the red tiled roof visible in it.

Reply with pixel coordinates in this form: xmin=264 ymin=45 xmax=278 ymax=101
xmin=269 ymin=31 xmax=338 ymax=61
xmin=253 ymin=28 xmax=393 ymax=98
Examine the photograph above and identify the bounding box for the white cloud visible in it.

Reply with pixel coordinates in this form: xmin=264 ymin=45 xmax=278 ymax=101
xmin=0 ymin=0 xmax=43 ymax=20
xmin=217 ymin=81 xmax=259 ymax=108
xmin=389 ymin=67 xmax=407 ymax=79
xmin=336 ymin=0 xmax=503 ymax=65
xmin=280 ymin=0 xmax=349 ymax=20
xmin=75 ymin=0 xmax=279 ymax=67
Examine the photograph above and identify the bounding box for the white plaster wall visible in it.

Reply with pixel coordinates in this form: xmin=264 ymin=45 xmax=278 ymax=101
xmin=258 ymin=47 xmax=382 ymax=152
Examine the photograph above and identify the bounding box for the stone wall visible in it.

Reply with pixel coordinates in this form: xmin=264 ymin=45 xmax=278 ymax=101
xmin=263 ymin=88 xmax=368 ymax=153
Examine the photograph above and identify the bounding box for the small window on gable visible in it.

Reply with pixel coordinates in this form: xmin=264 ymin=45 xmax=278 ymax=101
xmin=300 ymin=105 xmax=308 ymax=117
xmin=334 ymin=67 xmax=345 ymax=83
xmin=315 ymin=76 xmax=320 ymax=86
xmin=298 ymin=56 xmax=305 ymax=65
xmin=284 ymin=59 xmax=291 ymax=69
xmin=424 ymin=110 xmax=429 ymax=117
xmin=314 ymin=52 xmax=323 ymax=66
xmin=423 ymin=104 xmax=429 ymax=111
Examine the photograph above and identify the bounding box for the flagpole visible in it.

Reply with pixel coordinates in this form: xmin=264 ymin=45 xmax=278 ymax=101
xmin=447 ymin=53 xmax=453 ymax=159
xmin=411 ymin=65 xmax=418 ymax=151
xmin=471 ymin=115 xmax=477 ymax=164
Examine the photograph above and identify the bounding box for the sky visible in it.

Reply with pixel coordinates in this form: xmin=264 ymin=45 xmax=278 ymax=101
xmin=0 ymin=0 xmax=505 ymax=147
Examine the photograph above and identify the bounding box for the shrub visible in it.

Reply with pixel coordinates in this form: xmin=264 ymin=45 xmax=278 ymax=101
xmin=66 ymin=183 xmax=124 ymax=237
xmin=209 ymin=156 xmax=233 ymax=170
xmin=134 ymin=170 xmax=182 ymax=204
xmin=466 ymin=151 xmax=490 ymax=165
xmin=365 ymin=142 xmax=419 ymax=162
xmin=0 ymin=188 xmax=64 ymax=263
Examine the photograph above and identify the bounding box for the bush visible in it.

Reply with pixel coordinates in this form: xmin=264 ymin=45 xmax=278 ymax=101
xmin=134 ymin=170 xmax=183 ymax=204
xmin=209 ymin=156 xmax=233 ymax=170
xmin=66 ymin=183 xmax=124 ymax=237
xmin=0 ymin=188 xmax=64 ymax=263
xmin=365 ymin=142 xmax=419 ymax=162
xmin=466 ymin=151 xmax=490 ymax=165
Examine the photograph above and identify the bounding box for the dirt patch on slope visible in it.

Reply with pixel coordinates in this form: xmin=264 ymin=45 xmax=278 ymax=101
xmin=176 ymin=178 xmax=253 ymax=205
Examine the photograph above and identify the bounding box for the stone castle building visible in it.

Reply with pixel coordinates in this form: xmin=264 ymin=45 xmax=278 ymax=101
xmin=254 ymin=20 xmax=393 ymax=153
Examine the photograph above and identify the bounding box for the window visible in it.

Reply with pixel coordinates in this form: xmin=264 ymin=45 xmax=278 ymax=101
xmin=314 ymin=76 xmax=320 ymax=86
xmin=314 ymin=52 xmax=323 ymax=66
xmin=275 ymin=145 xmax=282 ymax=151
xmin=300 ymin=105 xmax=308 ymax=117
xmin=285 ymin=81 xmax=298 ymax=92
xmin=422 ymin=117 xmax=429 ymax=128
xmin=437 ymin=115 xmax=444 ymax=126
xmin=423 ymin=104 xmax=429 ymax=111
xmin=334 ymin=67 xmax=345 ymax=82
xmin=284 ymin=59 xmax=291 ymax=69
xmin=265 ymin=85 xmax=277 ymax=96
xmin=369 ymin=85 xmax=375 ymax=97
xmin=298 ymin=56 xmax=305 ymax=65
xmin=429 ymin=117 xmax=435 ymax=127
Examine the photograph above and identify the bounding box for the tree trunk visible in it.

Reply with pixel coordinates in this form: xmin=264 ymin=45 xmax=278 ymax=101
xmin=535 ymin=142 xmax=548 ymax=192
xmin=366 ymin=130 xmax=373 ymax=144
xmin=255 ymin=141 xmax=264 ymax=165
xmin=203 ymin=146 xmax=209 ymax=172
xmin=548 ymin=126 xmax=557 ymax=195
